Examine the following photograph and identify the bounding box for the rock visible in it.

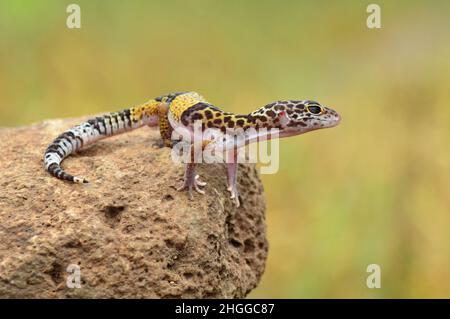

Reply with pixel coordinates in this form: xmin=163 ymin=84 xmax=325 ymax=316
xmin=0 ymin=118 xmax=267 ymax=298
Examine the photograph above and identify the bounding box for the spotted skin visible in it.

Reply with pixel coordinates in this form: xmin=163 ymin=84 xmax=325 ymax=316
xmin=179 ymin=99 xmax=340 ymax=134
xmin=44 ymin=92 xmax=340 ymax=206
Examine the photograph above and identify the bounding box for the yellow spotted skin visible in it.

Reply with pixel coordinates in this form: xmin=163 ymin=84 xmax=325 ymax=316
xmin=126 ymin=92 xmax=207 ymax=146
xmin=130 ymin=99 xmax=161 ymax=122
xmin=128 ymin=91 xmax=205 ymax=122
xmin=158 ymin=114 xmax=172 ymax=146
xmin=158 ymin=92 xmax=207 ymax=146
xmin=168 ymin=92 xmax=207 ymax=121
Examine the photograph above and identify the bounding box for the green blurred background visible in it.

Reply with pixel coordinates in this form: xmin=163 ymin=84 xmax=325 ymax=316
xmin=1 ymin=0 xmax=449 ymax=298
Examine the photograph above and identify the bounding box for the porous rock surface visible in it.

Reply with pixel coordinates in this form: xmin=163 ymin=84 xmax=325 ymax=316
xmin=0 ymin=117 xmax=267 ymax=298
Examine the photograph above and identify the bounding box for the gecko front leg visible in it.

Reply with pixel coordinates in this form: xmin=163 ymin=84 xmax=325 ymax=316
xmin=226 ymin=150 xmax=240 ymax=207
xmin=177 ymin=141 xmax=209 ymax=200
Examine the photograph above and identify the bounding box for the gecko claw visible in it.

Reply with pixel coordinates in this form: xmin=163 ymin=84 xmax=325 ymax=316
xmin=194 ymin=185 xmax=205 ymax=195
xmin=228 ymin=187 xmax=240 ymax=207
xmin=177 ymin=183 xmax=205 ymax=200
xmin=177 ymin=173 xmax=206 ymax=200
xmin=231 ymin=195 xmax=240 ymax=207
xmin=195 ymin=175 xmax=207 ymax=187
xmin=226 ymin=183 xmax=240 ymax=207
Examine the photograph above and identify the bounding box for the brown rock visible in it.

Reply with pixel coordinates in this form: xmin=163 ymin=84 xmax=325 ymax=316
xmin=0 ymin=118 xmax=267 ymax=298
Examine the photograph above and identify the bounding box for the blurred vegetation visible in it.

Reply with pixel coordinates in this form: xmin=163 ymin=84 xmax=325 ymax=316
xmin=1 ymin=0 xmax=449 ymax=298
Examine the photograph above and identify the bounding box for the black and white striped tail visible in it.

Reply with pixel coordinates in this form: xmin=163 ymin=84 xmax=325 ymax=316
xmin=44 ymin=108 xmax=157 ymax=183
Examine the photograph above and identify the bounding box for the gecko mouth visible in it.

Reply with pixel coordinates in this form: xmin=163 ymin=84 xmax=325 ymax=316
xmin=329 ymin=114 xmax=341 ymax=126
xmin=318 ymin=114 xmax=341 ymax=126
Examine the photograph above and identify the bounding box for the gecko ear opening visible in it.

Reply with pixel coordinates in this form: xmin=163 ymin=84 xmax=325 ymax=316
xmin=278 ymin=111 xmax=291 ymax=128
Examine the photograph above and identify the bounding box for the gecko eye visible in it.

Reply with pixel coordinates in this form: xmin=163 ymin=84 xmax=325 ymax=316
xmin=307 ymin=105 xmax=322 ymax=114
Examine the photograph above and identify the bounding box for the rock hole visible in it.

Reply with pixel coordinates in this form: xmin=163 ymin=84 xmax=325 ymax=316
xmin=183 ymin=272 xmax=194 ymax=279
xmin=63 ymin=239 xmax=82 ymax=249
xmin=164 ymin=238 xmax=185 ymax=250
xmin=184 ymin=287 xmax=196 ymax=294
xmin=163 ymin=194 xmax=174 ymax=201
xmin=229 ymin=238 xmax=242 ymax=248
xmin=104 ymin=205 xmax=125 ymax=219
xmin=244 ymin=239 xmax=255 ymax=253
xmin=45 ymin=262 xmax=63 ymax=284
xmin=103 ymin=205 xmax=125 ymax=227
xmin=207 ymin=234 xmax=217 ymax=243
xmin=154 ymin=216 xmax=166 ymax=223
xmin=164 ymin=239 xmax=174 ymax=248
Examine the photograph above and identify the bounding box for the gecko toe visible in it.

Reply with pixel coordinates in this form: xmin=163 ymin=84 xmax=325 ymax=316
xmin=229 ymin=188 xmax=240 ymax=207
xmin=194 ymin=185 xmax=205 ymax=195
xmin=195 ymin=175 xmax=207 ymax=187
xmin=230 ymin=193 xmax=240 ymax=207
xmin=178 ymin=176 xmax=206 ymax=199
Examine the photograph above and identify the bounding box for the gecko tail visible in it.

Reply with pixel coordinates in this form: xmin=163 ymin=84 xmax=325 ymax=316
xmin=43 ymin=103 xmax=159 ymax=183
xmin=46 ymin=162 xmax=89 ymax=184
xmin=43 ymin=122 xmax=98 ymax=184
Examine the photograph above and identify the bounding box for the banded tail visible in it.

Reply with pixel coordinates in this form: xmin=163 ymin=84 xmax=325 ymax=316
xmin=44 ymin=101 xmax=162 ymax=183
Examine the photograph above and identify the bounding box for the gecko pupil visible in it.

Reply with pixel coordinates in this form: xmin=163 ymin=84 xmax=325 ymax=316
xmin=307 ymin=106 xmax=322 ymax=114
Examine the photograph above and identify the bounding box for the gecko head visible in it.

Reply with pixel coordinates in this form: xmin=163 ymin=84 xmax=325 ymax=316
xmin=265 ymin=100 xmax=341 ymax=136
